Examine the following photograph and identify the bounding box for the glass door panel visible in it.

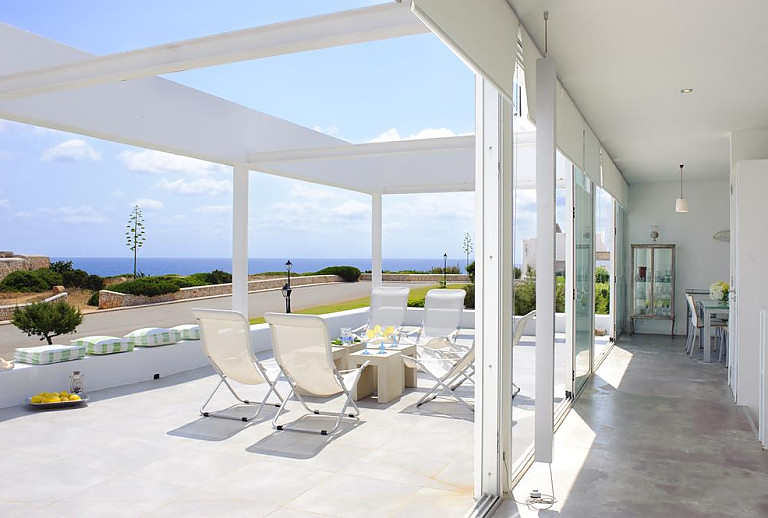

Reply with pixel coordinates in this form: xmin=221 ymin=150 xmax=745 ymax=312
xmin=573 ymin=168 xmax=594 ymax=393
xmin=633 ymin=247 xmax=652 ymax=316
xmin=653 ymin=248 xmax=673 ymax=318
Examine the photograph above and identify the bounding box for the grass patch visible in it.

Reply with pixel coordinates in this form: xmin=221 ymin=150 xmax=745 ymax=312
xmin=248 ymin=284 xmax=468 ymax=325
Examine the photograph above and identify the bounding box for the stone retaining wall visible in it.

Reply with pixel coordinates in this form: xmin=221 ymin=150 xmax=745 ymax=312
xmin=0 ymin=292 xmax=68 ymax=322
xmin=0 ymin=253 xmax=50 ymax=282
xmin=98 ymin=274 xmax=344 ymax=309
xmin=359 ymin=273 xmax=470 ymax=283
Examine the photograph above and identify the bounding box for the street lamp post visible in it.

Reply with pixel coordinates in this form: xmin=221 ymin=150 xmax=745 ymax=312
xmin=443 ymin=253 xmax=447 ymax=288
xmin=281 ymin=260 xmax=292 ymax=313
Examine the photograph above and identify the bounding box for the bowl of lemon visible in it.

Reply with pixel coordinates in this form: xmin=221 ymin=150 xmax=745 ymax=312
xmin=27 ymin=391 xmax=89 ymax=409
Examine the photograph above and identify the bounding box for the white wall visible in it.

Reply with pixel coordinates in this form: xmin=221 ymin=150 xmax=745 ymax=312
xmin=627 ymin=180 xmax=730 ymax=335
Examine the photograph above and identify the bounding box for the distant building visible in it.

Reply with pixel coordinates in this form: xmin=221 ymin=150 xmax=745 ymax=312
xmin=521 ymin=224 xmax=566 ymax=276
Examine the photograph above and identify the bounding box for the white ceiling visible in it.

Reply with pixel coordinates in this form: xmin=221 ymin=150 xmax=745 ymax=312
xmin=509 ymin=0 xmax=768 ymax=183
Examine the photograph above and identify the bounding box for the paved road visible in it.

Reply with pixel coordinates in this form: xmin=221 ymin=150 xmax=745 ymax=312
xmin=0 ymin=281 xmax=429 ymax=358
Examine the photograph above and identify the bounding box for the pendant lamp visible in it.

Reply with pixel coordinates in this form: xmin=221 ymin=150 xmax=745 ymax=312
xmin=675 ymin=164 xmax=689 ymax=213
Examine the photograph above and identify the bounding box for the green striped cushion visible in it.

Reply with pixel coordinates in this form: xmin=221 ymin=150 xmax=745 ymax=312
xmin=124 ymin=327 xmax=179 ymax=347
xmin=14 ymin=344 xmax=85 ymax=364
xmin=170 ymin=324 xmax=200 ymax=341
xmin=70 ymin=336 xmax=134 ymax=355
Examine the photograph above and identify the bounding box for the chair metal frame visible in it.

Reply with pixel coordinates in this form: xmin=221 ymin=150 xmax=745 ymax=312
xmin=265 ymin=312 xmax=370 ymax=436
xmin=193 ymin=309 xmax=284 ymax=423
xmin=405 ymin=344 xmax=475 ymax=411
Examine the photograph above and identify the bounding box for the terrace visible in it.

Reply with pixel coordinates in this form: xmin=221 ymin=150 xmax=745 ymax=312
xmin=2 ymin=1 xmax=768 ymax=517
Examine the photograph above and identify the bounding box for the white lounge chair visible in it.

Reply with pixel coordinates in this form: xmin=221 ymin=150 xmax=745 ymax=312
xmin=405 ymin=288 xmax=466 ymax=346
xmin=511 ymin=310 xmax=536 ymax=397
xmin=403 ymin=341 xmax=475 ymax=411
xmin=265 ymin=312 xmax=370 ymax=436
xmin=353 ymin=286 xmax=410 ymax=337
xmin=193 ymin=309 xmax=284 ymax=422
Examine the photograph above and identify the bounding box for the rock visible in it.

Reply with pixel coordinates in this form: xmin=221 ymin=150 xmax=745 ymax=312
xmin=52 ymin=285 xmax=66 ymax=294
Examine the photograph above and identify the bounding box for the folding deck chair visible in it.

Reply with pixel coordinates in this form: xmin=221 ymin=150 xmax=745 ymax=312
xmin=193 ymin=309 xmax=284 ymax=422
xmin=353 ymin=286 xmax=410 ymax=338
xmin=403 ymin=342 xmax=475 ymax=411
xmin=265 ymin=312 xmax=370 ymax=436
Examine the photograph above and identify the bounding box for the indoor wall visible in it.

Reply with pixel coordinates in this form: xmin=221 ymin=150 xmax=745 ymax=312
xmin=626 ymin=180 xmax=729 ymax=335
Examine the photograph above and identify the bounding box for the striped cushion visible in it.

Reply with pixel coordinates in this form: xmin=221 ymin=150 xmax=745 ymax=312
xmin=170 ymin=324 xmax=200 ymax=341
xmin=70 ymin=336 xmax=134 ymax=355
xmin=15 ymin=344 xmax=85 ymax=364
xmin=124 ymin=327 xmax=179 ymax=347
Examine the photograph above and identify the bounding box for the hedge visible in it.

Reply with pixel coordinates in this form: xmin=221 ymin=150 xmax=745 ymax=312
xmin=315 ymin=266 xmax=361 ymax=282
xmin=109 ymin=277 xmax=181 ymax=297
xmin=0 ymin=269 xmax=63 ymax=293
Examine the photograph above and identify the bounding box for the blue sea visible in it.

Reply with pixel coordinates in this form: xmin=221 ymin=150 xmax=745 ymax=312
xmin=51 ymin=257 xmax=470 ymax=277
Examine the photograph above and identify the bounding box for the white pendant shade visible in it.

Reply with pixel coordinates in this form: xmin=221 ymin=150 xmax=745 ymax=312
xmin=675 ymin=198 xmax=689 ymax=213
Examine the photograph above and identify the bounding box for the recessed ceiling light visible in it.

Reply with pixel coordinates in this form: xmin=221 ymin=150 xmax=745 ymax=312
xmin=680 ymin=88 xmax=693 ymax=94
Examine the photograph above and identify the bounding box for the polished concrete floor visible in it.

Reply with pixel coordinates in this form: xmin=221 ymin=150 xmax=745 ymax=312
xmin=498 ymin=333 xmax=768 ymax=518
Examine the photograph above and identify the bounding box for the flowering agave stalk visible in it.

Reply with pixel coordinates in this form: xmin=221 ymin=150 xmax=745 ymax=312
xmin=125 ymin=205 xmax=146 ymax=278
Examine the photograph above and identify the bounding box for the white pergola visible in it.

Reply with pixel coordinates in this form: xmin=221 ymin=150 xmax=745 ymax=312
xmin=0 ymin=1 xmax=541 ymax=509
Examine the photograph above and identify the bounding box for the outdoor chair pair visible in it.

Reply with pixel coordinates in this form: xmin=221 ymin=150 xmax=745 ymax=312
xmin=193 ymin=309 xmax=368 ymax=436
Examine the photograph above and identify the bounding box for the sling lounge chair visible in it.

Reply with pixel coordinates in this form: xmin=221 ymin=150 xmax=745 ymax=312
xmin=265 ymin=312 xmax=370 ymax=436
xmin=193 ymin=309 xmax=284 ymax=422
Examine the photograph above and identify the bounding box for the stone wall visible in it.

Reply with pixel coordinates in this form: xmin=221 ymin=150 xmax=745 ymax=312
xmin=0 ymin=253 xmax=51 ymax=282
xmin=0 ymin=292 xmax=68 ymax=322
xmin=359 ymin=273 xmax=470 ymax=283
xmin=98 ymin=274 xmax=344 ymax=309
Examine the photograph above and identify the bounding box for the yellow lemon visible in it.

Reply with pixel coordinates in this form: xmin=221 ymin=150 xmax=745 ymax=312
xmin=366 ymin=329 xmax=375 ymax=339
xmin=60 ymin=391 xmax=69 ymax=398
xmin=68 ymin=394 xmax=81 ymax=401
xmin=384 ymin=326 xmax=395 ymax=337
xmin=373 ymin=325 xmax=381 ymax=333
xmin=30 ymin=396 xmax=43 ymax=404
xmin=43 ymin=397 xmax=58 ymax=403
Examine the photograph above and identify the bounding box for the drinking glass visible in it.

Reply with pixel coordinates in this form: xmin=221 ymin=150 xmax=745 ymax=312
xmin=340 ymin=327 xmax=352 ymax=345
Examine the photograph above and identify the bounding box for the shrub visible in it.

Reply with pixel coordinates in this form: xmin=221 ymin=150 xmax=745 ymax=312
xmin=188 ymin=270 xmax=232 ymax=285
xmin=49 ymin=260 xmax=74 ymax=274
xmin=85 ymin=274 xmax=105 ymax=291
xmin=316 ymin=266 xmax=361 ymax=282
xmin=407 ymin=298 xmax=425 ymax=308
xmin=595 ymin=282 xmax=610 ymax=314
xmin=595 ymin=266 xmax=610 ymax=284
xmin=87 ymin=291 xmax=100 ymax=306
xmin=430 ymin=264 xmax=461 ymax=274
xmin=12 ymin=300 xmax=82 ymax=345
xmin=109 ymin=277 xmax=181 ymax=297
xmin=513 ymin=266 xmax=522 ymax=280
xmin=466 ymin=261 xmax=475 ymax=283
xmin=0 ymin=269 xmax=63 ymax=293
xmin=464 ymin=283 xmax=475 ymax=309
xmin=62 ymin=269 xmax=88 ymax=288
xmin=513 ymin=271 xmax=566 ymax=315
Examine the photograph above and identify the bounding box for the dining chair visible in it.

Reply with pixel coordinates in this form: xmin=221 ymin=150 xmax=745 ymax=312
xmin=685 ymin=294 xmax=727 ymax=358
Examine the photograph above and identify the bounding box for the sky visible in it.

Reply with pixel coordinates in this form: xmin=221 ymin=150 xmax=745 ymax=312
xmin=0 ymin=1 xmax=611 ymax=264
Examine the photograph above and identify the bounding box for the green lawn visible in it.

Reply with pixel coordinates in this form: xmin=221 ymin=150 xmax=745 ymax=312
xmin=249 ymin=283 xmax=468 ymax=325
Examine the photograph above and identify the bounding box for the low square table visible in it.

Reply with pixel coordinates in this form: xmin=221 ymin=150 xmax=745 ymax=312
xmin=349 ymin=349 xmax=409 ymax=404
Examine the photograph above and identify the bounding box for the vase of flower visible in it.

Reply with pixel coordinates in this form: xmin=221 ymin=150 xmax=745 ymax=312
xmin=709 ymin=281 xmax=729 ymax=304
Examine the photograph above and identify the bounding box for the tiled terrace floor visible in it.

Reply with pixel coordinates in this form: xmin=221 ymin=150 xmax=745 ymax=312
xmin=0 ymin=364 xmax=475 ymax=518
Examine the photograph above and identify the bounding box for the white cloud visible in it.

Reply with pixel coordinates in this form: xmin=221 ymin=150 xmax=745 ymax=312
xmin=154 ymin=177 xmax=232 ymax=196
xmin=331 ymin=200 xmax=368 ymax=218
xmin=195 ymin=205 xmax=232 ymax=215
xmin=130 ymin=198 xmax=164 ymax=210
xmin=313 ymin=125 xmax=342 ymax=138
xmin=38 ymin=206 xmax=109 ymax=225
xmin=0 ymin=151 xmax=13 ymax=160
xmin=368 ymin=127 xmax=469 ymax=143
xmin=0 ymin=199 xmax=9 ymax=209
xmin=290 ymin=183 xmax=337 ymax=201
xmin=41 ymin=139 xmax=101 ymax=162
xmin=119 ymin=149 xmax=228 ymax=176
xmin=14 ymin=211 xmax=33 ymax=219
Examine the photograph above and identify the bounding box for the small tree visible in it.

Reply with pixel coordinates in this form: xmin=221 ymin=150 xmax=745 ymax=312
xmin=12 ymin=300 xmax=83 ymax=345
xmin=462 ymin=233 xmax=473 ymax=269
xmin=125 ymin=205 xmax=146 ymax=278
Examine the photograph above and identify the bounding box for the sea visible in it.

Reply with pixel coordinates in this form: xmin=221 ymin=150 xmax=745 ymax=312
xmin=51 ymin=257 xmax=471 ymax=277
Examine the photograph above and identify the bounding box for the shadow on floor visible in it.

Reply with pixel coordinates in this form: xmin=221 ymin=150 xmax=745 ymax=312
xmin=247 ymin=414 xmax=360 ymax=459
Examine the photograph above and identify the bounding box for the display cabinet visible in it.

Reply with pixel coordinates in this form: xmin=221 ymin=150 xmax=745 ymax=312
xmin=630 ymin=243 xmax=675 ymax=336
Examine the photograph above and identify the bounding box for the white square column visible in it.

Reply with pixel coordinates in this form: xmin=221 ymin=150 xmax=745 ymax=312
xmin=534 ymin=56 xmax=557 ymax=464
xmin=371 ymin=192 xmax=383 ymax=288
xmin=474 ymin=76 xmax=514 ymax=498
xmin=232 ymin=163 xmax=249 ymax=317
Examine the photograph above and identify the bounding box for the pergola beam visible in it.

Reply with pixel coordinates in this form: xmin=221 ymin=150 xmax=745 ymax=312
xmin=248 ymin=135 xmax=475 ymax=166
xmin=0 ymin=3 xmax=427 ymax=101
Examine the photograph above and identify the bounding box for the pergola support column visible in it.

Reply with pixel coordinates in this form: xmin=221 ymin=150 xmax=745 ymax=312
xmin=232 ymin=163 xmax=249 ymax=316
xmin=371 ymin=192 xmax=383 ymax=288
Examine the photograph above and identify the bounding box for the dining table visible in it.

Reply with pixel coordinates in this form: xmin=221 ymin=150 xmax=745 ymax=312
xmin=698 ymin=299 xmax=729 ymax=363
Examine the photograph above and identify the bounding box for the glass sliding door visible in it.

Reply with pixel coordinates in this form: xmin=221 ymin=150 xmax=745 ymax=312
xmin=573 ymin=167 xmax=594 ymax=393
xmin=615 ymin=204 xmax=627 ymax=338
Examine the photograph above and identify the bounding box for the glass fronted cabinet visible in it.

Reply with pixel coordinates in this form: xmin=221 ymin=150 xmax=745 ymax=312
xmin=630 ymin=244 xmax=675 ymax=336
